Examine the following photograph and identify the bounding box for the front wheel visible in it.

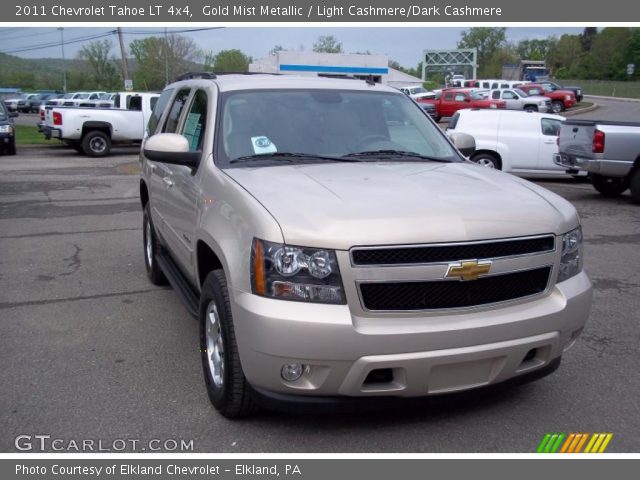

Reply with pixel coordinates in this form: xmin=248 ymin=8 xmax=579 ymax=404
xmin=471 ymin=152 xmax=500 ymax=169
xmin=591 ymin=174 xmax=629 ymax=197
xmin=200 ymin=270 xmax=257 ymax=418
xmin=524 ymin=105 xmax=538 ymax=112
xmin=629 ymin=169 xmax=640 ymax=205
xmin=82 ymin=130 xmax=111 ymax=157
xmin=551 ymin=100 xmax=564 ymax=114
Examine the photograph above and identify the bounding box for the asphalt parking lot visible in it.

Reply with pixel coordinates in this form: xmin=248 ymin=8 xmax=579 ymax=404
xmin=1 ymin=137 xmax=639 ymax=452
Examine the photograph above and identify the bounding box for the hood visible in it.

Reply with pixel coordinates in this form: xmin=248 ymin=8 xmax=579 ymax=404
xmin=225 ymin=162 xmax=578 ymax=250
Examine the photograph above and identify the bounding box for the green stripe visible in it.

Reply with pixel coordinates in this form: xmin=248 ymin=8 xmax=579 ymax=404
xmin=537 ymin=434 xmax=552 ymax=453
xmin=550 ymin=433 xmax=566 ymax=453
xmin=544 ymin=434 xmax=559 ymax=453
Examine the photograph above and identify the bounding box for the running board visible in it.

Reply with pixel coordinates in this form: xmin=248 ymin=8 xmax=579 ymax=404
xmin=156 ymin=252 xmax=199 ymax=318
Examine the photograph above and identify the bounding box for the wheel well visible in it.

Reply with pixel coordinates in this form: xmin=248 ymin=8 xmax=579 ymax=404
xmin=140 ymin=180 xmax=149 ymax=209
xmin=472 ymin=150 xmax=502 ymax=169
xmin=81 ymin=122 xmax=112 ymax=139
xmin=524 ymin=104 xmax=537 ymax=110
xmin=197 ymin=241 xmax=223 ymax=288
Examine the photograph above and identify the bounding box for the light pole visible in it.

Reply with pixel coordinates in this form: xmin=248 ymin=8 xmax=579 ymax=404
xmin=58 ymin=27 xmax=67 ymax=93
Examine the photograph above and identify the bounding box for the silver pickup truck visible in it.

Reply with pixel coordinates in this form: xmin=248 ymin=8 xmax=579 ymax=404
xmin=554 ymin=119 xmax=640 ymax=203
xmin=140 ymin=73 xmax=592 ymax=417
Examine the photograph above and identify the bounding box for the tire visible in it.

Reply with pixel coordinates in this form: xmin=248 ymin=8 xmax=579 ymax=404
xmin=524 ymin=105 xmax=538 ymax=112
xmin=591 ymin=173 xmax=629 ymax=197
xmin=471 ymin=152 xmax=500 ymax=170
xmin=551 ymin=100 xmax=564 ymax=114
xmin=81 ymin=130 xmax=111 ymax=157
xmin=142 ymin=204 xmax=167 ymax=285
xmin=629 ymin=169 xmax=640 ymax=205
xmin=200 ymin=270 xmax=257 ymax=418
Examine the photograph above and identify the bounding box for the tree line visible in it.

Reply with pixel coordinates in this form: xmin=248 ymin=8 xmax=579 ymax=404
xmin=2 ymin=29 xmax=638 ymax=92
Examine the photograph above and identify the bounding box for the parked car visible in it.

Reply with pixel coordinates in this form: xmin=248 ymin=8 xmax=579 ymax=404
xmin=399 ymin=85 xmax=436 ymax=101
xmin=518 ymin=84 xmax=576 ymax=113
xmin=27 ymin=93 xmax=59 ymax=113
xmin=420 ymin=88 xmax=506 ymax=120
xmin=0 ymin=100 xmax=17 ymax=155
xmin=489 ymin=88 xmax=552 ymax=112
xmin=139 ymin=73 xmax=592 ymax=417
xmin=554 ymin=119 xmax=640 ymax=203
xmin=539 ymin=81 xmax=583 ymax=103
xmin=474 ymin=79 xmax=530 ymax=90
xmin=43 ymin=92 xmax=159 ymax=156
xmin=447 ymin=108 xmax=567 ymax=173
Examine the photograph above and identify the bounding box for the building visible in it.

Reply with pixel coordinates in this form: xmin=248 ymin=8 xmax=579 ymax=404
xmin=250 ymin=51 xmax=423 ymax=88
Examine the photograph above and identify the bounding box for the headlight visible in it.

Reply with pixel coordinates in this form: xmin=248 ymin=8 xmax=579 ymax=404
xmin=539 ymin=101 xmax=546 ymax=106
xmin=251 ymin=238 xmax=345 ymax=304
xmin=0 ymin=125 xmax=13 ymax=134
xmin=558 ymin=227 xmax=583 ymax=282
xmin=565 ymin=95 xmax=572 ymax=101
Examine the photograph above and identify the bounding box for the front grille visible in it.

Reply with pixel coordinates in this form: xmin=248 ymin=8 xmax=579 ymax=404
xmin=351 ymin=236 xmax=555 ymax=266
xmin=359 ymin=266 xmax=551 ymax=311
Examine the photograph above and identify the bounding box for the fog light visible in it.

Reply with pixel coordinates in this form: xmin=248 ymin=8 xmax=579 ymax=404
xmin=281 ymin=363 xmax=304 ymax=382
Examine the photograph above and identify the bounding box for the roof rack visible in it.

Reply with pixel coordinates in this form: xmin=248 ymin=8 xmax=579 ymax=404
xmin=174 ymin=72 xmax=282 ymax=82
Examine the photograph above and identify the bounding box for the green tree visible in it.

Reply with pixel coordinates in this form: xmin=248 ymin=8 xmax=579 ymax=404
xmin=269 ymin=45 xmax=285 ymax=56
xmin=516 ymin=38 xmax=553 ymax=61
xmin=547 ymin=34 xmax=583 ymax=77
xmin=210 ymin=49 xmax=251 ymax=72
xmin=457 ymin=28 xmax=507 ymax=78
xmin=130 ymin=34 xmax=202 ymax=90
xmin=77 ymin=40 xmax=121 ymax=91
xmin=312 ymin=35 xmax=343 ymax=53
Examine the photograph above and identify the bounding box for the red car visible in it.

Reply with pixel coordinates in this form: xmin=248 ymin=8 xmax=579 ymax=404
xmin=518 ymin=83 xmax=576 ymax=113
xmin=417 ymin=88 xmax=506 ymax=120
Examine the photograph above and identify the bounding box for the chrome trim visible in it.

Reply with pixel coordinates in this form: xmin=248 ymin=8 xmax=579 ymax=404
xmin=355 ymin=264 xmax=554 ymax=314
xmin=349 ymin=234 xmax=557 ymax=268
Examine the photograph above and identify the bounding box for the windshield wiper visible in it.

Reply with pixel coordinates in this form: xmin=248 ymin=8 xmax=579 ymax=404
xmin=230 ymin=152 xmax=361 ymax=164
xmin=342 ymin=150 xmax=452 ymax=162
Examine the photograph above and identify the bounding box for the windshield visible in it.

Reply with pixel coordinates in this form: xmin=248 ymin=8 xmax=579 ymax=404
xmin=410 ymin=87 xmax=427 ymax=94
xmin=217 ymin=89 xmax=460 ymax=167
xmin=513 ymin=88 xmax=528 ymax=97
xmin=76 ymin=94 xmax=90 ymax=99
xmin=62 ymin=94 xmax=74 ymax=99
xmin=470 ymin=90 xmax=488 ymax=100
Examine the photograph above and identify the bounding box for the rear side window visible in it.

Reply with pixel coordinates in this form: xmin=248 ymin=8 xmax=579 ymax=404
xmin=147 ymin=88 xmax=174 ymax=135
xmin=541 ymin=118 xmax=562 ymax=136
xmin=163 ymin=88 xmax=191 ymax=133
xmin=492 ymin=91 xmax=500 ymax=100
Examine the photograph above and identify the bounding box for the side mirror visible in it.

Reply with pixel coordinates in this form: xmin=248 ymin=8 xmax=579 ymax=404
xmin=449 ymin=132 xmax=476 ymax=157
xmin=143 ymin=133 xmax=201 ymax=169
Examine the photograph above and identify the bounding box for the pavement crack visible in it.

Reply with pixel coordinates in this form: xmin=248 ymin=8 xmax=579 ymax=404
xmin=0 ymin=288 xmax=171 ymax=310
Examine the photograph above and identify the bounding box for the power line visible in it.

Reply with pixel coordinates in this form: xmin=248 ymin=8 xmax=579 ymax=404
xmin=0 ymin=30 xmax=116 ymax=55
xmin=0 ymin=27 xmax=59 ymax=42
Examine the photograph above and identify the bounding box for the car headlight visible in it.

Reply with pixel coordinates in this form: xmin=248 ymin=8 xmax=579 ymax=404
xmin=251 ymin=238 xmax=345 ymax=304
xmin=565 ymin=95 xmax=572 ymax=101
xmin=539 ymin=101 xmax=546 ymax=106
xmin=0 ymin=125 xmax=13 ymax=134
xmin=558 ymin=227 xmax=583 ymax=282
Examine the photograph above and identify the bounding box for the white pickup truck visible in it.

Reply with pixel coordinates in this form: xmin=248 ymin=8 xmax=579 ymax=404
xmin=43 ymin=92 xmax=159 ymax=157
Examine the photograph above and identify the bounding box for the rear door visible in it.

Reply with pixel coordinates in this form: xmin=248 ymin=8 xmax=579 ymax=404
xmin=498 ymin=114 xmax=539 ymax=170
xmin=538 ymin=117 xmax=564 ymax=171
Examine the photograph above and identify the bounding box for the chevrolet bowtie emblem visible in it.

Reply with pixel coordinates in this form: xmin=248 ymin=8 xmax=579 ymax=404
xmin=445 ymin=260 xmax=492 ymax=281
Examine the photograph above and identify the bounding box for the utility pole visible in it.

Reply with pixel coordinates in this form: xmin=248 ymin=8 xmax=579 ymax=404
xmin=57 ymin=27 xmax=67 ymax=93
xmin=164 ymin=27 xmax=169 ymax=86
xmin=117 ymin=27 xmax=131 ymax=90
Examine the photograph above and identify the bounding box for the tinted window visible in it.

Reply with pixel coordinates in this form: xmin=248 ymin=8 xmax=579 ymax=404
xmin=147 ymin=88 xmax=174 ymax=135
xmin=181 ymin=90 xmax=208 ymax=152
xmin=163 ymin=89 xmax=190 ymax=133
xmin=444 ymin=93 xmax=453 ymax=101
xmin=492 ymin=91 xmax=500 ymax=100
xmin=541 ymin=118 xmax=562 ymax=136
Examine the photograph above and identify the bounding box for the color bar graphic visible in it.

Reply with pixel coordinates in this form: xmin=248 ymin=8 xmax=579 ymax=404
xmin=537 ymin=433 xmax=613 ymax=453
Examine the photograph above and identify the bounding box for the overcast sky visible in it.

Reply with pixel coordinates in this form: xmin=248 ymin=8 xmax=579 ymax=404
xmin=0 ymin=27 xmax=584 ymax=68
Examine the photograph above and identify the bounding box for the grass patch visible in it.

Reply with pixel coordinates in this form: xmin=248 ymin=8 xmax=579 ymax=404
xmin=14 ymin=125 xmax=54 ymax=145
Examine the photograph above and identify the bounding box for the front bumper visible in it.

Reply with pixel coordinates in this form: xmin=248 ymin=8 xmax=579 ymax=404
xmin=554 ymin=153 xmax=632 ymax=177
xmin=233 ymin=270 xmax=592 ymax=399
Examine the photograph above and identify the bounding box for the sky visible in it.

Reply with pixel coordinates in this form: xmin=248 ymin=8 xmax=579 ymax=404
xmin=0 ymin=27 xmax=584 ymax=68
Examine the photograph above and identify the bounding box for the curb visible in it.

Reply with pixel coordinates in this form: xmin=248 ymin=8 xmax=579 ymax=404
xmin=563 ymin=103 xmax=599 ymax=117
xmin=584 ymin=94 xmax=640 ymax=103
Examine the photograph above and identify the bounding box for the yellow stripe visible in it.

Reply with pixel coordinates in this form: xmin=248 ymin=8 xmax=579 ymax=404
xmin=574 ymin=433 xmax=589 ymax=453
xmin=584 ymin=433 xmax=598 ymax=453
xmin=591 ymin=434 xmax=606 ymax=453
xmin=597 ymin=434 xmax=613 ymax=453
xmin=560 ymin=434 xmax=576 ymax=453
xmin=567 ymin=434 xmax=581 ymax=453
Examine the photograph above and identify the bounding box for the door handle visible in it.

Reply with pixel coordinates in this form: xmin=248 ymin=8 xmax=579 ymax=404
xmin=162 ymin=176 xmax=174 ymax=188
xmin=543 ymin=139 xmax=556 ymax=144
